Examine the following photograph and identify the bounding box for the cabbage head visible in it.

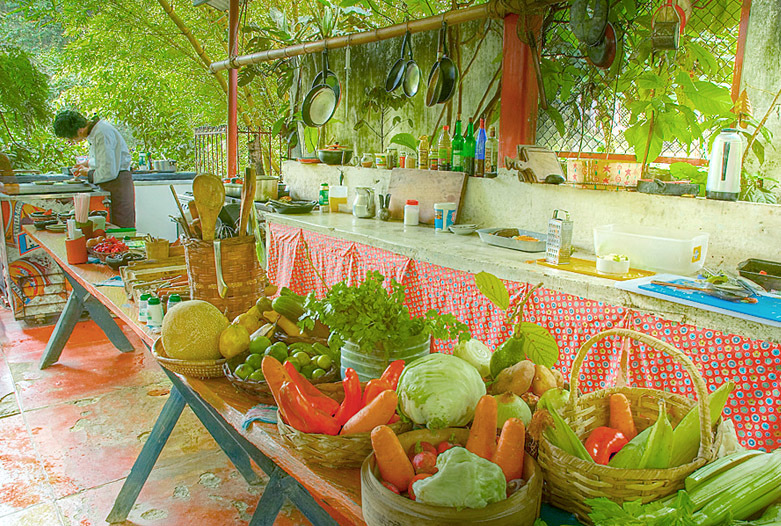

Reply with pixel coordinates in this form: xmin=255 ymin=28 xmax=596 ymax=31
xmin=397 ymin=353 xmax=486 ymax=429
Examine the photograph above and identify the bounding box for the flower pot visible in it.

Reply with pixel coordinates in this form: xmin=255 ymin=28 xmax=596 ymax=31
xmin=340 ymin=333 xmax=431 ymax=381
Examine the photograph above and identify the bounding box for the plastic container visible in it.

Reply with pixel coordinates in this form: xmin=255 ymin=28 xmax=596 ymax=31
xmin=340 ymin=334 xmax=431 ymax=382
xmin=147 ymin=297 xmax=164 ymax=330
xmin=139 ymin=293 xmax=151 ymax=324
xmin=166 ymin=293 xmax=182 ymax=314
xmin=433 ymin=202 xmax=456 ymax=232
xmin=329 ymin=185 xmax=349 ymax=213
xmin=404 ymin=199 xmax=420 ymax=226
xmin=596 ymin=254 xmax=631 ymax=275
xmin=593 ymin=224 xmax=709 ymax=275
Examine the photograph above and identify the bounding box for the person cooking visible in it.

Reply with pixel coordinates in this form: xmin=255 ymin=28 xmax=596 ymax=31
xmin=53 ymin=110 xmax=135 ymax=228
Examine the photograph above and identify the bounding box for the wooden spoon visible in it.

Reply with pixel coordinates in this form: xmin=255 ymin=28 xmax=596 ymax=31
xmin=192 ymin=173 xmax=224 ymax=242
xmin=238 ymin=170 xmax=256 ymax=236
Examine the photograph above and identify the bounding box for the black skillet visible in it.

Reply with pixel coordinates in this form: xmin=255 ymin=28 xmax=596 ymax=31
xmin=386 ymin=31 xmax=410 ymax=92
xmin=425 ymin=23 xmax=458 ymax=107
xmin=301 ymin=49 xmax=339 ymax=128
xmin=311 ymin=49 xmax=342 ymax=106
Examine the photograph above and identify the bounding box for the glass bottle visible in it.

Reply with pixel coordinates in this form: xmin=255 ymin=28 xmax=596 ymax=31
xmin=437 ymin=125 xmax=452 ymax=171
xmin=476 ymin=118 xmax=487 ymax=177
xmin=451 ymin=116 xmax=464 ymax=172
xmin=463 ymin=118 xmax=476 ymax=177
xmin=486 ymin=126 xmax=499 ymax=175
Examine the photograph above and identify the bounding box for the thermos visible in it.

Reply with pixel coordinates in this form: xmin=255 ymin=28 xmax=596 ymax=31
xmin=706 ymin=128 xmax=744 ymax=201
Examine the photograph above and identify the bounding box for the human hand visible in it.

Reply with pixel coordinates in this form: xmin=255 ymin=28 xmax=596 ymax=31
xmin=72 ymin=165 xmax=88 ymax=178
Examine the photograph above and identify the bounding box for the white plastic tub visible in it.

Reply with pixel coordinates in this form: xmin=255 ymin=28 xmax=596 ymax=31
xmin=593 ymin=224 xmax=709 ymax=275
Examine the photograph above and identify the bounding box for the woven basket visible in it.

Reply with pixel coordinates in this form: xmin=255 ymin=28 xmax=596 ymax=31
xmin=182 ymin=235 xmax=264 ymax=320
xmin=277 ymin=419 xmax=413 ymax=469
xmin=151 ymin=337 xmax=226 ymax=379
xmin=537 ymin=328 xmax=719 ymax=524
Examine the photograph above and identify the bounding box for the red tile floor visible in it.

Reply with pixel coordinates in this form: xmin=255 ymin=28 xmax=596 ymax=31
xmin=0 ymin=308 xmax=310 ymax=525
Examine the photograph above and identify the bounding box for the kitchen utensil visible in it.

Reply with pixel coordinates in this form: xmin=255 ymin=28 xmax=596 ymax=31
xmin=302 ymin=49 xmax=339 ymax=128
xmin=311 ymin=49 xmax=342 ymax=104
xmin=238 ymin=167 xmax=256 ymax=236
xmin=652 ymin=0 xmax=684 ymax=50
xmin=477 ymin=228 xmax=547 ymax=252
xmin=506 ymin=145 xmax=564 ymax=183
xmin=378 ymin=194 xmax=391 ymax=221
xmin=192 ymin=173 xmax=224 ymax=242
xmin=317 ymin=146 xmax=353 ymax=165
xmin=738 ymin=259 xmax=781 ymax=293
xmin=152 ymin=159 xmax=177 ymax=172
xmin=386 ymin=31 xmax=410 ymax=93
xmin=254 ymin=176 xmax=278 ymax=202
xmin=537 ymin=257 xmax=655 ymax=281
xmin=636 ymin=178 xmax=700 ymax=196
xmin=570 ymin=0 xmax=609 ymax=46
xmin=169 ymin=185 xmax=192 ymax=238
xmin=650 ymin=280 xmax=757 ymax=303
xmin=352 ymin=187 xmax=376 ymax=218
xmin=387 ymin=168 xmax=467 ymax=224
xmin=517 ymin=24 xmax=548 ymax=110
xmin=546 ymin=209 xmax=574 ymax=265
xmin=425 ymin=23 xmax=458 ymax=107
xmin=706 ymin=128 xmax=744 ymax=201
xmin=213 ymin=239 xmax=228 ymax=298
xmin=402 ymin=34 xmax=421 ymax=98
xmin=449 ymin=223 xmax=477 ymax=235
xmin=587 ymin=22 xmax=617 ymax=69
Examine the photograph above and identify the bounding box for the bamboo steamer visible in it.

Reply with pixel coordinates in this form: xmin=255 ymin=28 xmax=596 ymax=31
xmin=361 ymin=428 xmax=543 ymax=526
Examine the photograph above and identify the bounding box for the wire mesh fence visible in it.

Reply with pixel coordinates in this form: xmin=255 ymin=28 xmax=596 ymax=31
xmin=535 ymin=0 xmax=744 ymax=159
xmin=194 ymin=125 xmax=286 ymax=179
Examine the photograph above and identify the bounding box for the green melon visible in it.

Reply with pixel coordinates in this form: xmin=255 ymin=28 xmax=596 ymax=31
xmin=161 ymin=300 xmax=228 ymax=361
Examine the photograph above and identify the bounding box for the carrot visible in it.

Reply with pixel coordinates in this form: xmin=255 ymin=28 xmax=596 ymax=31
xmin=492 ymin=418 xmax=526 ymax=482
xmin=371 ymin=425 xmax=415 ymax=491
xmin=466 ymin=395 xmax=498 ymax=460
xmin=340 ymin=390 xmax=398 ymax=435
xmin=609 ymin=393 xmax=638 ymax=440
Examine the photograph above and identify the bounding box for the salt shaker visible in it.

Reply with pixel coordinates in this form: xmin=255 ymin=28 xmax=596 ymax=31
xmin=146 ymin=297 xmax=164 ymax=330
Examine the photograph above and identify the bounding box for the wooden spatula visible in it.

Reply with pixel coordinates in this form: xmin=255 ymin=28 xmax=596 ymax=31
xmin=238 ymin=170 xmax=256 ymax=236
xmin=192 ymin=174 xmax=224 ymax=242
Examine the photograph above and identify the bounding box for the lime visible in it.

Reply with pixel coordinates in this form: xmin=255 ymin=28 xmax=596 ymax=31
xmin=234 ymin=363 xmax=254 ymax=380
xmin=265 ymin=342 xmax=288 ymax=363
xmin=301 ymin=364 xmax=317 ymax=378
xmin=489 ymin=336 xmax=525 ymax=379
xmin=310 ymin=368 xmax=326 ymax=379
xmin=248 ymin=369 xmax=265 ymax=382
xmin=245 ymin=353 xmax=264 ymax=369
xmin=293 ymin=351 xmax=310 ymax=366
xmin=248 ymin=335 xmax=272 ymax=355
xmin=315 ymin=355 xmax=332 ymax=369
xmin=283 ymin=359 xmax=300 ymax=372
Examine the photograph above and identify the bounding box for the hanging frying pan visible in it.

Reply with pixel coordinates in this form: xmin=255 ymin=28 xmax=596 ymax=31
xmin=570 ymin=0 xmax=610 ymax=47
xmin=402 ymin=33 xmax=421 ymax=98
xmin=301 ymin=49 xmax=339 ymax=128
xmin=386 ymin=31 xmax=410 ymax=93
xmin=312 ymin=49 xmax=342 ymax=105
xmin=425 ymin=22 xmax=458 ymax=107
xmin=587 ymin=22 xmax=617 ymax=69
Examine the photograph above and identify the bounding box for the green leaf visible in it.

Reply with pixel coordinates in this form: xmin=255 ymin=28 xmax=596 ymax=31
xmin=518 ymin=322 xmax=558 ymax=367
xmin=669 ymin=162 xmax=703 ymax=181
xmin=389 ymin=132 xmax=417 ymax=152
xmin=686 ymin=41 xmax=718 ymax=76
xmin=636 ymin=71 xmax=666 ymax=91
xmin=304 ymin=126 xmax=318 ymax=153
xmin=543 ymin=106 xmax=566 ymax=137
xmin=751 ymin=139 xmax=765 ymax=165
xmin=474 ymin=272 xmax=509 ymax=311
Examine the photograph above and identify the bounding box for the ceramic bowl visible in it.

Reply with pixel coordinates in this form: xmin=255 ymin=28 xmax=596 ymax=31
xmin=34 ymin=219 xmax=57 ymax=231
xmin=449 ymin=224 xmax=478 ymax=235
xmin=596 ymin=255 xmax=630 ymax=275
xmin=46 ymin=224 xmax=67 ymax=233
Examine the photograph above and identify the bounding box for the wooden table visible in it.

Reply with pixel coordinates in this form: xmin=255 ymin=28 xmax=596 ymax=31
xmin=24 ymin=226 xmax=363 ymax=526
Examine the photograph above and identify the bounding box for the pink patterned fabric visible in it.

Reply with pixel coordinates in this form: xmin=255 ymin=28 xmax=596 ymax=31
xmin=268 ymin=222 xmax=781 ymax=451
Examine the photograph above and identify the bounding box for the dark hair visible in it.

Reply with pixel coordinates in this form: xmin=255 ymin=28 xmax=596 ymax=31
xmin=53 ymin=110 xmax=88 ymax=139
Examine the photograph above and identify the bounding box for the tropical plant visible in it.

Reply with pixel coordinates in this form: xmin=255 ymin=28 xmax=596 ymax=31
xmin=354 ymin=86 xmax=410 ymax=151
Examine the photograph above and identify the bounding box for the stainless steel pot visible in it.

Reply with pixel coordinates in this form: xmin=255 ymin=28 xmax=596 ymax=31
xmin=254 ymin=176 xmax=278 ymax=202
xmin=152 ymin=159 xmax=177 ymax=172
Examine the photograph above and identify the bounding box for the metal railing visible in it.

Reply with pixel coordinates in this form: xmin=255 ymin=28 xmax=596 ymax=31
xmin=194 ymin=125 xmax=286 ymax=179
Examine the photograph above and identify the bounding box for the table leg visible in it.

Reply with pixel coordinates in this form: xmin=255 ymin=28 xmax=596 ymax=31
xmin=248 ymin=470 xmax=289 ymax=526
xmin=106 ymin=386 xmax=186 ymax=523
xmin=39 ymin=286 xmax=86 ymax=369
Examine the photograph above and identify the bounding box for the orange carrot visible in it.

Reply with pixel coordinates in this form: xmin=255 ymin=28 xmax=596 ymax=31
xmin=466 ymin=395 xmax=498 ymax=460
xmin=371 ymin=425 xmax=415 ymax=490
xmin=340 ymin=390 xmax=398 ymax=435
xmin=609 ymin=393 xmax=638 ymax=440
xmin=492 ymin=418 xmax=526 ymax=482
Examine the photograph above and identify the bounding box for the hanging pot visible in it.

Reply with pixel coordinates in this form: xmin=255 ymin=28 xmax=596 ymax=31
xmin=587 ymin=22 xmax=617 ymax=69
xmin=311 ymin=49 xmax=342 ymax=106
xmin=570 ymin=0 xmax=610 ymax=47
xmin=301 ymin=49 xmax=339 ymax=128
xmin=386 ymin=31 xmax=410 ymax=93
xmin=425 ymin=23 xmax=458 ymax=107
xmin=402 ymin=33 xmax=421 ymax=98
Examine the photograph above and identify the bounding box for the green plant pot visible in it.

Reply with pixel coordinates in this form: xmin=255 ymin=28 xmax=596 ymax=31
xmin=340 ymin=333 xmax=431 ymax=382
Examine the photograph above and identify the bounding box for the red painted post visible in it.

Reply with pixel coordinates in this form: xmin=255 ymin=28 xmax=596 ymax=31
xmin=228 ymin=0 xmax=240 ymax=179
xmin=730 ymin=0 xmax=752 ymax=101
xmin=499 ymin=14 xmax=539 ymax=168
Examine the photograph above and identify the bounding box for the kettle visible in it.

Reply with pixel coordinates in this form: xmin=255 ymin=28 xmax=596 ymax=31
xmin=706 ymin=128 xmax=744 ymax=201
xmin=352 ymin=187 xmax=376 ymax=218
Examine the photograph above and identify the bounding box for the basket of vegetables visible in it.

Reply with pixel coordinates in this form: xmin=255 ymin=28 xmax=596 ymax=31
xmin=265 ymin=356 xmax=412 ymax=468
xmin=534 ymin=328 xmax=730 ymax=524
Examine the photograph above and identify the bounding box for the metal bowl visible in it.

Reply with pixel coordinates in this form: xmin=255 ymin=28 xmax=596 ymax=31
xmin=317 ymin=148 xmax=353 ymax=165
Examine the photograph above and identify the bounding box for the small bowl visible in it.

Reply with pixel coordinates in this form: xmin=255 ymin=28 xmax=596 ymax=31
xmin=106 ymin=252 xmax=144 ymax=271
xmin=34 ymin=219 xmax=57 ymax=231
xmin=596 ymin=255 xmax=631 ymax=275
xmin=449 ymin=224 xmax=478 ymax=235
xmin=46 ymin=224 xmax=67 ymax=233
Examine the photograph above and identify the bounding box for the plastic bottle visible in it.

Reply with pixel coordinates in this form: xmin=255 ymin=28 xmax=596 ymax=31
xmin=451 ymin=116 xmax=464 ymax=172
xmin=166 ymin=293 xmax=182 ymax=314
xmin=486 ymin=126 xmax=499 ymax=175
xmin=404 ymin=199 xmax=420 ymax=226
xmin=418 ymin=136 xmax=429 ymax=170
xmin=139 ymin=293 xmax=151 ymax=324
xmin=463 ymin=118 xmax=476 ymax=177
xmin=438 ymin=125 xmax=452 ymax=171
xmin=147 ymin=297 xmax=164 ymax=330
xmin=429 ymin=145 xmax=438 ymax=170
xmin=319 ymin=183 xmax=330 ymax=213
xmin=476 ymin=118 xmax=487 ymax=177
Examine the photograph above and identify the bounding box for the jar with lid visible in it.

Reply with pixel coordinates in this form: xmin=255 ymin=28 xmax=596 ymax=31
xmin=139 ymin=293 xmax=151 ymax=324
xmin=146 ymin=297 xmax=164 ymax=330
xmin=166 ymin=293 xmax=182 ymax=314
xmin=404 ymin=199 xmax=420 ymax=226
xmin=319 ymin=183 xmax=330 ymax=212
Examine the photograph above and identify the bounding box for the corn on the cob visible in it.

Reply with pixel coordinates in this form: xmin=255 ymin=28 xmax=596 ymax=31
xmin=543 ymin=408 xmax=594 ymax=463
xmin=638 ymin=400 xmax=673 ymax=469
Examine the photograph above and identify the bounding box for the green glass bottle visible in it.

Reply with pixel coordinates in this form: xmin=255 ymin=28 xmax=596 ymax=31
xmin=451 ymin=115 xmax=464 ymax=172
xmin=463 ymin=118 xmax=476 ymax=177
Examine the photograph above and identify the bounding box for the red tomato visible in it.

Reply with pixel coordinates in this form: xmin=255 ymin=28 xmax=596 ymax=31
xmin=436 ymin=441 xmax=457 ymax=454
xmin=407 ymin=441 xmax=437 ymax=461
xmin=412 ymin=451 xmax=438 ymax=475
xmin=407 ymin=473 xmax=432 ymax=501
xmin=381 ymin=481 xmax=400 ymax=495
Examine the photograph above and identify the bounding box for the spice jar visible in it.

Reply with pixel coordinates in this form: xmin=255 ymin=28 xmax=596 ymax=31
xmin=166 ymin=293 xmax=182 ymax=314
xmin=404 ymin=199 xmax=420 ymax=226
xmin=139 ymin=293 xmax=151 ymax=324
xmin=146 ymin=297 xmax=164 ymax=330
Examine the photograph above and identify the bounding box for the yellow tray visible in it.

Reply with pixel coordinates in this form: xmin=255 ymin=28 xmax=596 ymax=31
xmin=536 ymin=257 xmax=655 ymax=281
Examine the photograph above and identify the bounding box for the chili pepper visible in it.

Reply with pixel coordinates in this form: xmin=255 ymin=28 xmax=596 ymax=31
xmin=379 ymin=359 xmax=405 ymax=390
xmin=334 ymin=367 xmax=362 ymax=426
xmin=280 ymin=381 xmax=340 ymax=435
xmin=362 ymin=378 xmax=391 ymax=407
xmin=584 ymin=426 xmax=628 ymax=465
xmin=283 ymin=361 xmax=340 ymax=416
xmin=277 ymin=382 xmax=314 ymax=433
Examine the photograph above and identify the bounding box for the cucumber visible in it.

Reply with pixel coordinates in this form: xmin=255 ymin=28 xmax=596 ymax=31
xmin=272 ymin=295 xmax=305 ymax=322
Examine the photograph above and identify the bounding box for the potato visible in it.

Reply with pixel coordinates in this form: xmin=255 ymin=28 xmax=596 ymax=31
xmin=531 ymin=365 xmax=558 ymax=396
xmin=491 ymin=360 xmax=535 ymax=396
xmin=551 ymin=368 xmax=565 ymax=389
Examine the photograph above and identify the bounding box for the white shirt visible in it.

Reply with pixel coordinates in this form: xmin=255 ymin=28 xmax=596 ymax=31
xmin=87 ymin=120 xmax=132 ymax=184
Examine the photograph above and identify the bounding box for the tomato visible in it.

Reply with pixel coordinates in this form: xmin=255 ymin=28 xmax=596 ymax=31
xmin=407 ymin=473 xmax=432 ymax=500
xmin=407 ymin=441 xmax=437 ymax=461
xmin=381 ymin=481 xmax=400 ymax=494
xmin=436 ymin=441 xmax=457 ymax=454
xmin=412 ymin=451 xmax=438 ymax=475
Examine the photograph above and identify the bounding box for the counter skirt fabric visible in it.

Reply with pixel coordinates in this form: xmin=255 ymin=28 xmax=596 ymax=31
xmin=99 ymin=170 xmax=136 ymax=228
xmin=267 ymin=222 xmax=781 ymax=452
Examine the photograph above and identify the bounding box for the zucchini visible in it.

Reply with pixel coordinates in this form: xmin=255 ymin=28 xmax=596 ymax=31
xmin=272 ymin=295 xmax=305 ymax=322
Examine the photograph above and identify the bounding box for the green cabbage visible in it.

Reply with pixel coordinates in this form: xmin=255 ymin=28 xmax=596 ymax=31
xmin=397 ymin=353 xmax=486 ymax=429
xmin=412 ymin=447 xmax=506 ymax=509
xmin=453 ymin=338 xmax=492 ymax=377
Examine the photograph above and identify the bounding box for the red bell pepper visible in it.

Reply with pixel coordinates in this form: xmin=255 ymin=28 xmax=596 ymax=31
xmin=283 ymin=361 xmax=340 ymax=416
xmin=280 ymin=381 xmax=341 ymax=435
xmin=362 ymin=378 xmax=391 ymax=406
xmin=584 ymin=426 xmax=628 ymax=465
xmin=278 ymin=382 xmax=314 ymax=432
xmin=334 ymin=368 xmax=362 ymax=426
xmin=379 ymin=359 xmax=405 ymax=390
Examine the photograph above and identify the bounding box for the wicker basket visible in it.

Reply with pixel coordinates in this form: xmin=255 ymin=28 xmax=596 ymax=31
xmin=537 ymin=328 xmax=720 ymax=524
xmin=182 ymin=235 xmax=264 ymax=320
xmin=277 ymin=419 xmax=412 ymax=469
xmin=151 ymin=337 xmax=226 ymax=379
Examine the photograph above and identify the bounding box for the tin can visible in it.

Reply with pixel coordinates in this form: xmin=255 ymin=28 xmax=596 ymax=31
xmin=546 ymin=209 xmax=573 ymax=265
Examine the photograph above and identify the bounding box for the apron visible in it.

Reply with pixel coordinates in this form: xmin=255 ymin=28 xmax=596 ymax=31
xmin=93 ymin=170 xmax=136 ymax=228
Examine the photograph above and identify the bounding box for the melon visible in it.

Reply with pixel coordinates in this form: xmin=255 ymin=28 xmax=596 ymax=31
xmin=161 ymin=300 xmax=228 ymax=360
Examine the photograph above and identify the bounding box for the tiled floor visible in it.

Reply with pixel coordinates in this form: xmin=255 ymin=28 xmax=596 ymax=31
xmin=0 ymin=308 xmax=310 ymax=525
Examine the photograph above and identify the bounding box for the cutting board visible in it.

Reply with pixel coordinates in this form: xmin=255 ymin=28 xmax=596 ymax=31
xmin=508 ymin=146 xmax=564 ymax=183
xmin=615 ymin=274 xmax=781 ymax=327
xmin=536 ymin=257 xmax=655 ymax=281
xmin=387 ymin=168 xmax=467 ymax=225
